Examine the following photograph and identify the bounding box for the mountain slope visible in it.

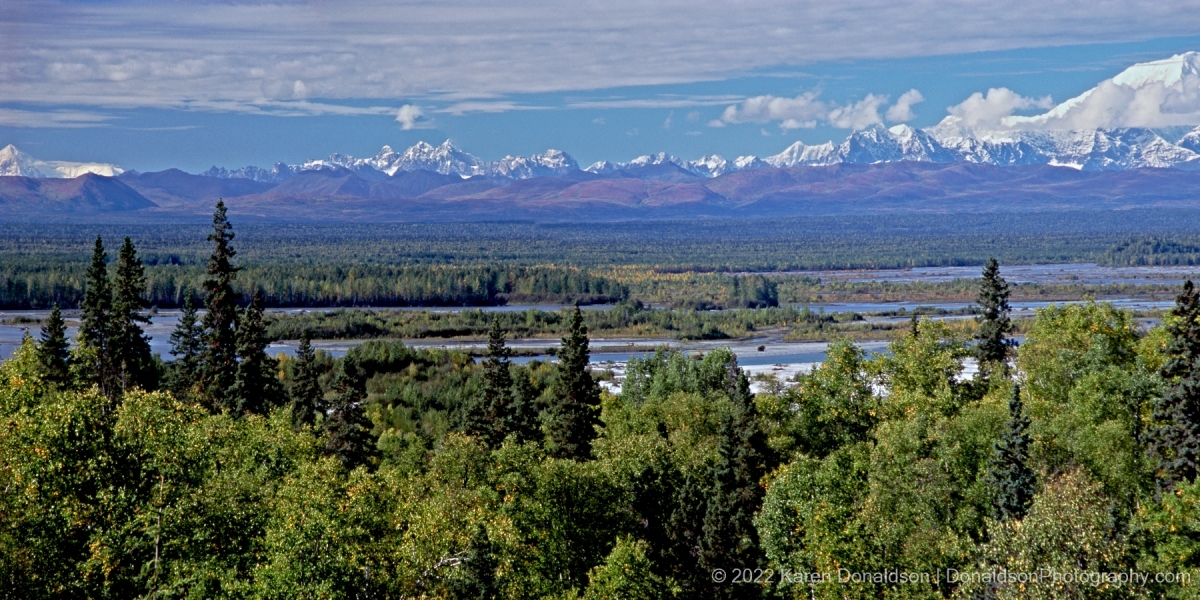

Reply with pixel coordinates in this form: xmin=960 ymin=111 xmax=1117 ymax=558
xmin=0 ymin=174 xmax=156 ymax=212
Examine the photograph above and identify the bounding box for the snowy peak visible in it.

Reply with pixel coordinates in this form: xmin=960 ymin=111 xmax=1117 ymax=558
xmin=690 ymin=155 xmax=729 ymax=177
xmin=0 ymin=144 xmax=49 ymax=177
xmin=201 ymin=162 xmax=298 ymax=184
xmin=1177 ymin=126 xmax=1200 ymax=153
xmin=493 ymin=149 xmax=579 ymax=178
xmin=1112 ymin=52 xmax=1200 ymax=89
xmin=206 ymin=141 xmax=579 ymax=181
xmin=389 ymin=140 xmax=486 ymax=177
xmin=0 ymin=144 xmax=122 ymax=178
xmin=585 ymin=152 xmax=748 ymax=177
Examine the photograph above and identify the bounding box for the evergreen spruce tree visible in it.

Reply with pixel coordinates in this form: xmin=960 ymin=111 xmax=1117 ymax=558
xmin=698 ymin=407 xmax=771 ymax=599
xmin=228 ymin=291 xmax=285 ymax=415
xmin=1148 ymin=280 xmax=1200 ymax=492
xmin=464 ymin=318 xmax=514 ymax=447
xmin=111 ymin=237 xmax=155 ymax=392
xmin=324 ymin=355 xmax=374 ymax=469
xmin=199 ymin=201 xmax=241 ymax=409
xmin=975 ymin=257 xmax=1014 ymax=377
xmin=724 ymin=354 xmax=753 ymax=409
xmin=36 ymin=304 xmax=71 ymax=387
xmin=543 ymin=305 xmax=601 ymax=460
xmin=507 ymin=369 xmax=542 ymax=444
xmin=985 ymin=385 xmax=1036 ymax=522
xmin=168 ymin=294 xmax=204 ymax=399
xmin=663 ymin=472 xmax=708 ymax=599
xmin=289 ymin=330 xmax=325 ymax=427
xmin=78 ymin=236 xmax=118 ymax=397
xmin=448 ymin=524 xmax=499 ymax=600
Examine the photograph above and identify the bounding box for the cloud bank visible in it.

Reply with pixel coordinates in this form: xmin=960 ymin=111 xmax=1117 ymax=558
xmin=714 ymin=90 xmax=922 ymax=130
xmin=4 ymin=0 xmax=1200 ymax=112
xmin=936 ymin=53 xmax=1200 ymax=134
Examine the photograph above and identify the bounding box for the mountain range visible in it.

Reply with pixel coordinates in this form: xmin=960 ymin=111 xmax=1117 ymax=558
xmin=180 ymin=124 xmax=1200 ymax=184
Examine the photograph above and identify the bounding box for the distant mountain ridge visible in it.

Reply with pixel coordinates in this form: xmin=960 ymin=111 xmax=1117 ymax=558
xmin=189 ymin=124 xmax=1200 ymax=188
xmin=7 ymin=159 xmax=1200 ymax=220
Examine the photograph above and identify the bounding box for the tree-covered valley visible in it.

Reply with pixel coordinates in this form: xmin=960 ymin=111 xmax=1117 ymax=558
xmin=6 ymin=207 xmax=1200 ymax=599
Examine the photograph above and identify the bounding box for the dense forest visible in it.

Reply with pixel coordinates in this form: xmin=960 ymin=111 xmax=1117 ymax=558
xmin=262 ymin=303 xmax=922 ymax=343
xmin=7 ymin=208 xmax=1200 ymax=598
xmin=3 ymin=210 xmax=1199 ymax=309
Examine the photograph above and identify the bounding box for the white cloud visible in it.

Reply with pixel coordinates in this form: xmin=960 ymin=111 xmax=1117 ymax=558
xmin=663 ymin=111 xmax=673 ymax=129
xmin=395 ymin=104 xmax=430 ymax=130
xmin=9 ymin=0 xmax=1200 ymax=110
xmin=779 ymin=118 xmax=817 ymax=129
xmin=885 ymin=89 xmax=924 ymax=122
xmin=936 ymin=53 xmax=1200 ymax=133
xmin=827 ymin=94 xmax=887 ymax=130
xmin=943 ymin=87 xmax=1053 ymax=130
xmin=437 ymin=100 xmax=546 ymax=115
xmin=1014 ymin=77 xmax=1200 ymax=130
xmin=718 ymin=92 xmax=827 ymax=127
xmin=566 ymin=96 xmax=743 ymax=110
xmin=715 ymin=91 xmax=895 ymax=130
xmin=0 ymin=108 xmax=117 ymax=128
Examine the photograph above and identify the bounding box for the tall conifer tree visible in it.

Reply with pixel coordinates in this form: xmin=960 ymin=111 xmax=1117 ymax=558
xmin=464 ymin=318 xmax=513 ymax=446
xmin=663 ymin=472 xmax=708 ymax=598
xmin=228 ymin=291 xmax=285 ymax=415
xmin=975 ymin=257 xmax=1014 ymax=377
xmin=36 ymin=304 xmax=71 ymax=387
xmin=200 ymin=200 xmax=240 ymax=408
xmin=112 ymin=237 xmax=154 ymax=392
xmin=168 ymin=295 xmax=203 ymax=398
xmin=507 ymin=370 xmax=542 ymax=445
xmin=1148 ymin=280 xmax=1200 ymax=492
xmin=324 ymin=355 xmax=373 ymax=469
xmin=78 ymin=236 xmax=118 ymax=397
xmin=699 ymin=414 xmax=767 ymax=600
xmin=289 ymin=330 xmax=324 ymax=427
xmin=985 ymin=385 xmax=1036 ymax=522
xmin=544 ymin=305 xmax=600 ymax=460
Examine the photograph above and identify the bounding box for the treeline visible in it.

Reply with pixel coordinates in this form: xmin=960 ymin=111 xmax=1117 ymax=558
xmin=1102 ymin=237 xmax=1200 ymax=266
xmin=264 ymin=302 xmax=850 ymax=342
xmin=0 ymin=262 xmax=628 ymax=309
xmin=7 ymin=209 xmax=1200 ymax=273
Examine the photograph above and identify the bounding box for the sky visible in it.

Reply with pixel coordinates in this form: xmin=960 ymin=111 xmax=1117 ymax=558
xmin=4 ymin=0 xmax=1200 ymax=172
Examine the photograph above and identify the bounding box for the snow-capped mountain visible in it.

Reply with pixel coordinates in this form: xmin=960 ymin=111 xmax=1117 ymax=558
xmin=492 ymin=149 xmax=578 ymax=179
xmin=0 ymin=144 xmax=47 ymax=177
xmin=584 ymin=152 xmax=735 ymax=177
xmin=197 ymin=124 xmax=1200 ymax=186
xmin=201 ymin=162 xmax=299 ymax=183
xmin=208 ymin=140 xmax=580 ymax=181
xmin=0 ymin=144 xmax=123 ymax=178
xmin=931 ymin=127 xmax=1200 ymax=170
xmin=370 ymin=141 xmax=489 ymax=177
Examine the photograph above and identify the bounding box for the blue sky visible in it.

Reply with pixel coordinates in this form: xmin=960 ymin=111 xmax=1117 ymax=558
xmin=4 ymin=1 xmax=1200 ymax=172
